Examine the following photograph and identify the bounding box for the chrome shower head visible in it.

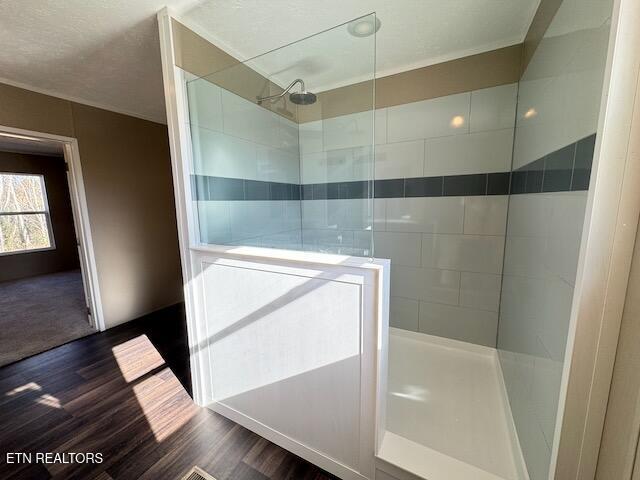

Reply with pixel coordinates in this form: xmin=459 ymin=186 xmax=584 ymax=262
xmin=257 ymin=78 xmax=317 ymax=106
xmin=289 ymin=91 xmax=317 ymax=105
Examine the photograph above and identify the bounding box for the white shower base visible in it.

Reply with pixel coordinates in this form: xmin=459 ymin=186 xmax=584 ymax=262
xmin=377 ymin=328 xmax=528 ymax=480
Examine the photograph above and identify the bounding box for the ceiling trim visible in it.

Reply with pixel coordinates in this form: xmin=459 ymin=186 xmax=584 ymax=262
xmin=0 ymin=76 xmax=167 ymax=125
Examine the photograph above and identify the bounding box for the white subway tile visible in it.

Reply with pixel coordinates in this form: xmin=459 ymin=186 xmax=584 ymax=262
xmin=325 ymin=148 xmax=353 ymax=182
xmin=256 ymin=146 xmax=300 ymax=184
xmin=299 ymin=120 xmax=323 ymax=154
xmin=386 ymin=197 xmax=464 ymax=234
xmin=349 ymin=146 xmax=375 ymax=182
xmin=537 ymin=277 xmax=574 ymax=362
xmin=229 ymin=201 xmax=287 ymax=241
xmin=187 ymin=79 xmax=223 ymax=132
xmin=422 ymin=234 xmax=505 ymax=274
xmin=197 ymin=201 xmax=230 ymax=245
xmin=530 ymin=344 xmax=563 ymax=447
xmin=512 ymin=76 xmax=557 ymax=169
xmin=302 ymin=146 xmax=373 ymax=183
xmin=387 ymin=92 xmax=470 ymax=142
xmin=375 ymin=140 xmax=424 ymax=179
xmin=425 ymin=128 xmax=514 ymax=176
xmin=221 ymin=90 xmax=280 ymax=147
xmin=545 ymin=192 xmax=588 ymax=285
xmin=327 ymin=146 xmax=373 ymax=182
xmin=326 ymin=199 xmax=373 ymax=230
xmin=373 ymin=231 xmax=421 ymax=266
xmin=283 ymin=200 xmax=303 ymax=231
xmin=390 ymin=297 xmax=419 ymax=331
xmin=300 ymin=152 xmax=328 ymax=184
xmin=390 ymin=266 xmax=460 ymax=305
xmin=460 ymin=272 xmax=502 ymax=312
xmin=464 ymin=196 xmax=509 ymax=235
xmin=323 ymin=110 xmax=374 ymax=150
xmin=510 ymin=395 xmax=552 ymax=480
xmin=353 ymin=230 xmax=374 ymax=256
xmin=302 ymin=228 xmax=354 ymax=253
xmin=301 ymin=200 xmax=328 ymax=230
xmin=418 ymin=302 xmax=498 ymax=347
xmin=389 ymin=265 xmax=424 ymax=300
xmin=375 ymin=108 xmax=388 ymax=145
xmin=499 ymin=276 xmax=547 ymax=334
xmin=503 ymin=236 xmax=548 ymax=279
xmin=278 ymin=116 xmax=300 ymax=155
xmin=260 ymin=229 xmax=302 ymax=250
xmin=506 ymin=194 xmax=551 ymax=237
xmin=373 ymin=199 xmax=386 ymax=231
xmin=470 ymin=83 xmax=518 ymax=132
xmin=191 ymin=128 xmax=257 ymax=179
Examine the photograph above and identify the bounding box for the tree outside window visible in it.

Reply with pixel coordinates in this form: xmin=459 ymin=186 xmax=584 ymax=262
xmin=0 ymin=173 xmax=55 ymax=255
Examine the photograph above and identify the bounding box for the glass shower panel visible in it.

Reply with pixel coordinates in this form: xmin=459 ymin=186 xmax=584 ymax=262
xmin=186 ymin=14 xmax=376 ymax=256
xmin=497 ymin=0 xmax=613 ymax=478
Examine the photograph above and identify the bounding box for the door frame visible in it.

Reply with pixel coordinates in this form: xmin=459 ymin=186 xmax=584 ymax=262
xmin=0 ymin=124 xmax=105 ymax=332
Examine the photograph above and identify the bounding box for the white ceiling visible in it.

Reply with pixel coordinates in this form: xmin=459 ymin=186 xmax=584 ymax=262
xmin=184 ymin=0 xmax=540 ymax=88
xmin=0 ymin=0 xmax=539 ymax=124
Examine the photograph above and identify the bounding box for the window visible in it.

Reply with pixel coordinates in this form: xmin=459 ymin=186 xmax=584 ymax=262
xmin=0 ymin=173 xmax=55 ymax=255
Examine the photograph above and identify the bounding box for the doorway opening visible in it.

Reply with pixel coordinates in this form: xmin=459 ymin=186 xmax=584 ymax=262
xmin=0 ymin=126 xmax=103 ymax=367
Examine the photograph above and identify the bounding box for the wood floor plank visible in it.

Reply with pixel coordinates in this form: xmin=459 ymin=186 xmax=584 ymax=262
xmin=228 ymin=462 xmax=270 ymax=480
xmin=0 ymin=304 xmax=335 ymax=480
xmin=105 ymin=409 xmax=212 ymax=479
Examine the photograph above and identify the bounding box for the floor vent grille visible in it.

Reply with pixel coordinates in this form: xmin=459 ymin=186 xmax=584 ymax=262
xmin=181 ymin=466 xmax=217 ymax=480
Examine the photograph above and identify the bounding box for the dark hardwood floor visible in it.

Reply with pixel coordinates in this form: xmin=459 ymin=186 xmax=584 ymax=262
xmin=0 ymin=304 xmax=337 ymax=480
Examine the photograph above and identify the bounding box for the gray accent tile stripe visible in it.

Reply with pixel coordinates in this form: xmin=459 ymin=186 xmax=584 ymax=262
xmin=511 ymin=133 xmax=595 ymax=195
xmin=302 ymin=173 xmax=511 ymax=199
xmin=192 ymin=176 xmax=300 ymax=201
xmin=192 ymin=135 xmax=594 ymax=202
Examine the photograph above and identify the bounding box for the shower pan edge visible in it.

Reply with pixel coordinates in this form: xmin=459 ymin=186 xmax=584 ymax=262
xmin=378 ymin=328 xmax=530 ymax=480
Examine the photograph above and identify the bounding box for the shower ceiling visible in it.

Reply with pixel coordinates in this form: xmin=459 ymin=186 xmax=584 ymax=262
xmin=0 ymin=0 xmax=540 ymax=124
xmin=181 ymin=0 xmax=541 ymax=91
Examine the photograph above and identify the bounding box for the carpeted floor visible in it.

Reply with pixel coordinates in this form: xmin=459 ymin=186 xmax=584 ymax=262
xmin=0 ymin=269 xmax=96 ymax=367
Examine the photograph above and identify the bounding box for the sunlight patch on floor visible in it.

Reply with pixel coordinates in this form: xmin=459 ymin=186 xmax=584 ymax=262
xmin=5 ymin=381 xmax=41 ymax=396
xmin=131 ymin=366 xmax=198 ymax=442
xmin=112 ymin=334 xmax=166 ymax=382
xmin=5 ymin=381 xmax=62 ymax=409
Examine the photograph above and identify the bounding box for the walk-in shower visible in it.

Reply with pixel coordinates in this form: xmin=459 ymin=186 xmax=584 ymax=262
xmin=160 ymin=1 xmax=617 ymax=479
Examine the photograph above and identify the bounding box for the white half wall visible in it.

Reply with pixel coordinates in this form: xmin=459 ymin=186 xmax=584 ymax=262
xmin=188 ymin=246 xmax=389 ymax=480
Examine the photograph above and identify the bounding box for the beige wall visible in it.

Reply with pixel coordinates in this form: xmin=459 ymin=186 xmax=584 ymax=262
xmin=0 ymin=82 xmax=183 ymax=328
xmin=172 ymin=19 xmax=297 ymax=122
xmin=298 ymin=44 xmax=522 ymax=122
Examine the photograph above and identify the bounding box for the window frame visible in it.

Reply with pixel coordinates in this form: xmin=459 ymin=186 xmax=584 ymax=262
xmin=0 ymin=172 xmax=56 ymax=256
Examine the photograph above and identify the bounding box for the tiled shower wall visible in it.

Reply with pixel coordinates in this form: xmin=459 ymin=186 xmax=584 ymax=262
xmin=496 ymin=0 xmax=613 ymax=477
xmin=188 ymin=79 xmax=303 ymax=249
xmin=299 ymin=83 xmax=518 ymax=346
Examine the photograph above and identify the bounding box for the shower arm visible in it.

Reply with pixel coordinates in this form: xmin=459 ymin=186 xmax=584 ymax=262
xmin=257 ymin=78 xmax=305 ymax=104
